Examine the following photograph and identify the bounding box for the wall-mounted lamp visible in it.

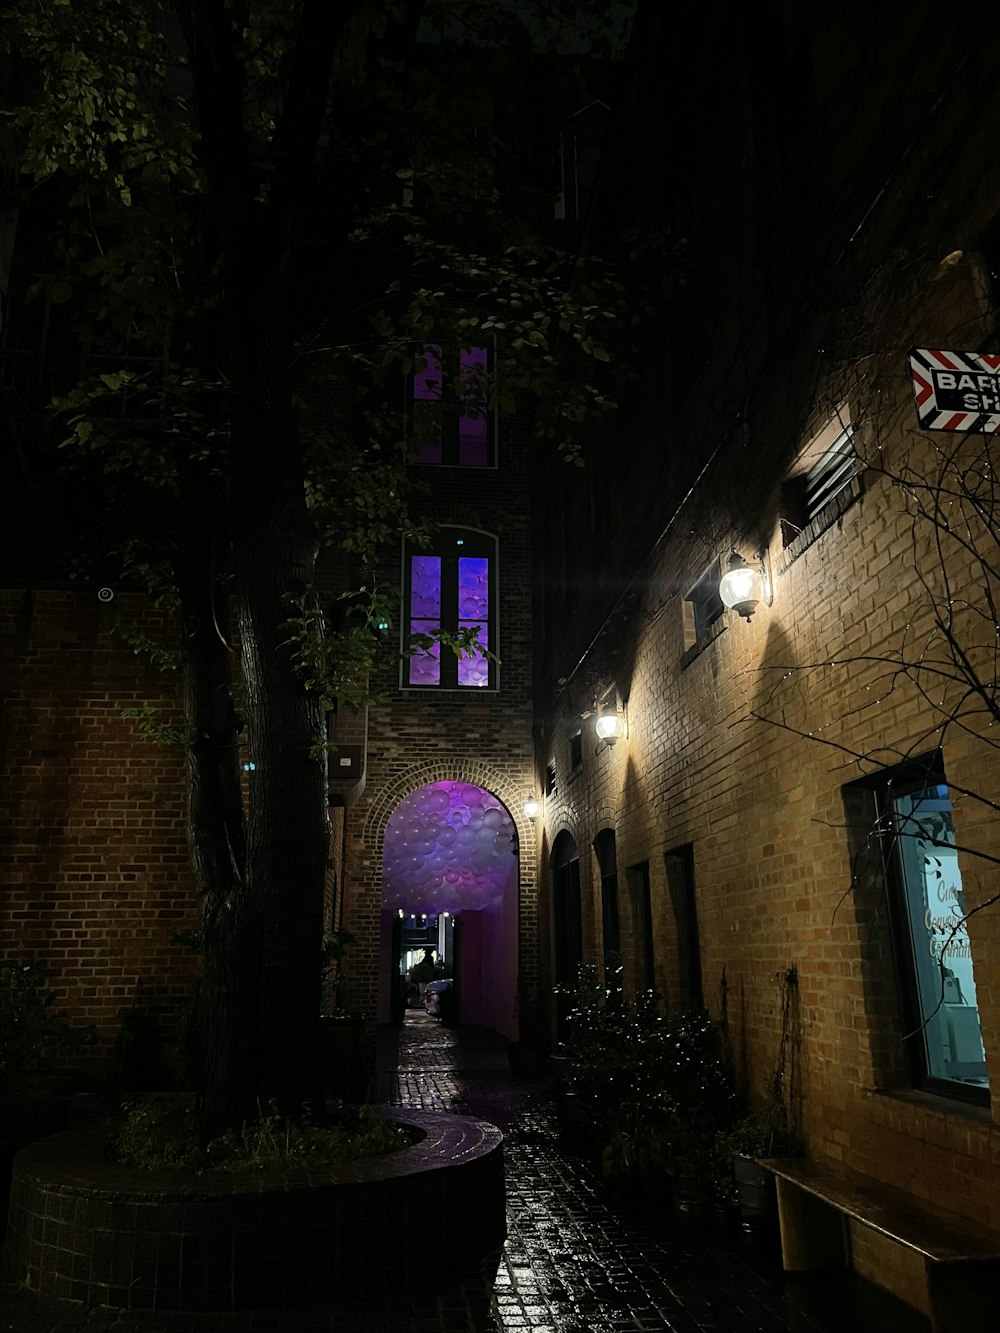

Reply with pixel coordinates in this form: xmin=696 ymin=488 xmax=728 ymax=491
xmin=719 ymin=550 xmax=771 ymax=622
xmin=595 ymin=704 xmax=625 ymax=744
xmin=524 ymin=793 xmax=541 ymax=822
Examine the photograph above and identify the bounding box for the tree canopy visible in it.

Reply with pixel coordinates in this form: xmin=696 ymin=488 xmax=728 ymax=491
xmin=5 ymin=0 xmax=635 ymax=1132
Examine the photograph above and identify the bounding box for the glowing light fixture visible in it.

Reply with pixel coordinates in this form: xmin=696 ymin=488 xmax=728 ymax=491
xmin=719 ymin=550 xmax=768 ymax=622
xmin=595 ymin=705 xmax=625 ymax=744
xmin=524 ymin=793 xmax=541 ymax=823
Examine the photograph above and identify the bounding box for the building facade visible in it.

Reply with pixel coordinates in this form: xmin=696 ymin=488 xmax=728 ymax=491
xmin=528 ymin=1 xmax=1000 ymax=1315
xmin=4 ymin=1 xmax=1000 ymax=1316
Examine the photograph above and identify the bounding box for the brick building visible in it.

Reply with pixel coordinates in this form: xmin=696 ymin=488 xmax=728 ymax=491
xmin=528 ymin=1 xmax=1000 ymax=1316
xmin=4 ymin=1 xmax=1000 ymax=1316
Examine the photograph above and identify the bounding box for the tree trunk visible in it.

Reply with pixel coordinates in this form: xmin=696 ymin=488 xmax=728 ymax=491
xmin=177 ymin=474 xmax=261 ymax=1136
xmin=231 ymin=450 xmax=329 ymax=1119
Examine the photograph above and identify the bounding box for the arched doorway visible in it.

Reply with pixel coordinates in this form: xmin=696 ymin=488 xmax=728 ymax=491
xmin=379 ymin=780 xmax=519 ymax=1038
xmin=551 ymin=830 xmax=582 ymax=1042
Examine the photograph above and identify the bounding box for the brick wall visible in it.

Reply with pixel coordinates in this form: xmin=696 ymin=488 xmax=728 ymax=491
xmin=0 ymin=589 xmax=200 ymax=1067
xmin=536 ymin=342 xmax=1000 ymax=1240
xmin=334 ymin=415 xmax=539 ymax=1031
xmin=1 ymin=404 xmax=541 ymax=1064
xmin=530 ymin=0 xmax=1000 ymax=1269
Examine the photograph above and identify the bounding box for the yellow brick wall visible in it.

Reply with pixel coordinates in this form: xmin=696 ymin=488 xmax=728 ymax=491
xmin=535 ymin=259 xmax=1000 ymax=1243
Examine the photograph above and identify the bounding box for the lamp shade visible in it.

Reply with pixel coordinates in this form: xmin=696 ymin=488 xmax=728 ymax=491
xmin=595 ymin=710 xmax=625 ymax=742
xmin=719 ymin=551 xmax=765 ymax=621
xmin=524 ymin=794 xmax=541 ymax=822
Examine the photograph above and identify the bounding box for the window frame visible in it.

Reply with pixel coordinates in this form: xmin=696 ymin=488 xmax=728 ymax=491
xmin=682 ymin=560 xmax=725 ymax=656
xmin=410 ymin=341 xmax=498 ymax=468
xmin=849 ymin=754 xmax=990 ymax=1108
xmin=401 ymin=526 xmax=498 ymax=691
xmin=780 ymin=409 xmax=859 ymax=550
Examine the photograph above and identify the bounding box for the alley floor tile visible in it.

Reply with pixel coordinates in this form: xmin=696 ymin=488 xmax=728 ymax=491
xmin=3 ymin=1016 xmax=930 ymax=1333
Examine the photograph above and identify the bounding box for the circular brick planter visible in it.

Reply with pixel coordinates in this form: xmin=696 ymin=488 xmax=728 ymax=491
xmin=2 ymin=1110 xmax=504 ymax=1312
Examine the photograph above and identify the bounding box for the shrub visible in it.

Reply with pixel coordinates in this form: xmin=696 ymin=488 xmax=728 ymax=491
xmin=0 ymin=961 xmax=94 ymax=1092
xmin=559 ymin=964 xmax=736 ymax=1190
xmin=107 ymin=1096 xmax=414 ymax=1173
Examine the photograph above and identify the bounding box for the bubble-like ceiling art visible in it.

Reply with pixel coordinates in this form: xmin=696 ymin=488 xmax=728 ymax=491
xmin=383 ymin=781 xmax=516 ymax=914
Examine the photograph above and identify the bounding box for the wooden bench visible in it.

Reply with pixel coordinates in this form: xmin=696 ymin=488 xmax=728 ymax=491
xmin=759 ymin=1156 xmax=1000 ymax=1333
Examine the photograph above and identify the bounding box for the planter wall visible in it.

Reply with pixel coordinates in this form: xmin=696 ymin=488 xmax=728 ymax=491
xmin=3 ymin=1110 xmax=504 ymax=1312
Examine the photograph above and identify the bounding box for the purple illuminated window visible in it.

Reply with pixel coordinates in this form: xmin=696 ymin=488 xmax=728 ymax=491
xmin=405 ymin=531 xmax=496 ymax=689
xmin=409 ymin=554 xmax=442 ymax=685
xmin=458 ymin=346 xmax=489 ymax=466
xmin=457 ymin=556 xmax=489 ymax=686
xmin=412 ymin=344 xmax=494 ymax=467
xmin=414 ymin=346 xmax=443 ymax=465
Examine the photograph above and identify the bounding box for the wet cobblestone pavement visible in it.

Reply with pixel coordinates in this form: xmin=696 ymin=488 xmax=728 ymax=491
xmin=2 ymin=1015 xmax=930 ymax=1332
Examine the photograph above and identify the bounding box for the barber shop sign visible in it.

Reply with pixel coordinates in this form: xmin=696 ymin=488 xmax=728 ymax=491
xmin=909 ymin=348 xmax=1000 ymax=432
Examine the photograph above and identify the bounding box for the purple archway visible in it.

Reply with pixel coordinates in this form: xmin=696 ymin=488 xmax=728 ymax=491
xmin=381 ymin=781 xmax=519 ymax=1036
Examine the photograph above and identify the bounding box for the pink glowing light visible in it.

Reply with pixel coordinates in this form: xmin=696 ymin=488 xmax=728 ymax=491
xmin=382 ymin=781 xmax=516 ymax=914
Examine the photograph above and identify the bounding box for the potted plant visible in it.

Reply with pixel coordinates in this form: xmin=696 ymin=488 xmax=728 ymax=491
xmin=715 ymin=1109 xmax=798 ymax=1252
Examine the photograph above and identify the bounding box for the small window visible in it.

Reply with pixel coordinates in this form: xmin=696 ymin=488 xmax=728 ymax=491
xmin=683 ymin=562 xmax=723 ymax=650
xmin=403 ymin=527 xmax=496 ymax=689
xmin=569 ymin=730 xmax=583 ymax=772
xmin=544 ymin=762 xmax=557 ymax=796
xmin=411 ymin=343 xmax=496 ymax=467
xmin=781 ymin=411 xmax=857 ymax=546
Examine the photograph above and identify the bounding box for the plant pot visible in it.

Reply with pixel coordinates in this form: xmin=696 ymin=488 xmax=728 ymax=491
xmin=671 ymin=1160 xmax=715 ymax=1231
xmin=733 ymin=1153 xmax=776 ymax=1219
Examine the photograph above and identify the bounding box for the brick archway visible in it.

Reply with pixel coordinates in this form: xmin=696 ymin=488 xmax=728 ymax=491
xmin=348 ymin=760 xmax=539 ymax=1034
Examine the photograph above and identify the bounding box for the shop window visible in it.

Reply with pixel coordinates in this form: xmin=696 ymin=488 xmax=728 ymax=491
xmin=412 ymin=343 xmax=496 ymax=467
xmin=849 ymin=756 xmax=988 ymax=1105
xmin=403 ymin=527 xmax=496 ymax=689
xmin=781 ymin=410 xmax=857 ymax=547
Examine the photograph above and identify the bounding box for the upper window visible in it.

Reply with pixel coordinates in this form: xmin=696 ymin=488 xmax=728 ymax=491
xmin=412 ymin=343 xmax=496 ymax=467
xmin=569 ymin=730 xmax=583 ymax=773
xmin=682 ymin=561 xmax=724 ymax=651
xmin=781 ymin=410 xmax=857 ymax=547
xmin=403 ymin=527 xmax=496 ymax=690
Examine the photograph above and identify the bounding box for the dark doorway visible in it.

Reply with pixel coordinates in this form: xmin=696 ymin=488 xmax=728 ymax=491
xmin=664 ymin=844 xmax=703 ymax=1009
xmin=551 ymin=830 xmax=582 ymax=1042
xmin=594 ymin=828 xmax=621 ymax=977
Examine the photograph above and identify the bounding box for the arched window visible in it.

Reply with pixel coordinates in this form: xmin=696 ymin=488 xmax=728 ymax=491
xmin=403 ymin=527 xmax=497 ymax=689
